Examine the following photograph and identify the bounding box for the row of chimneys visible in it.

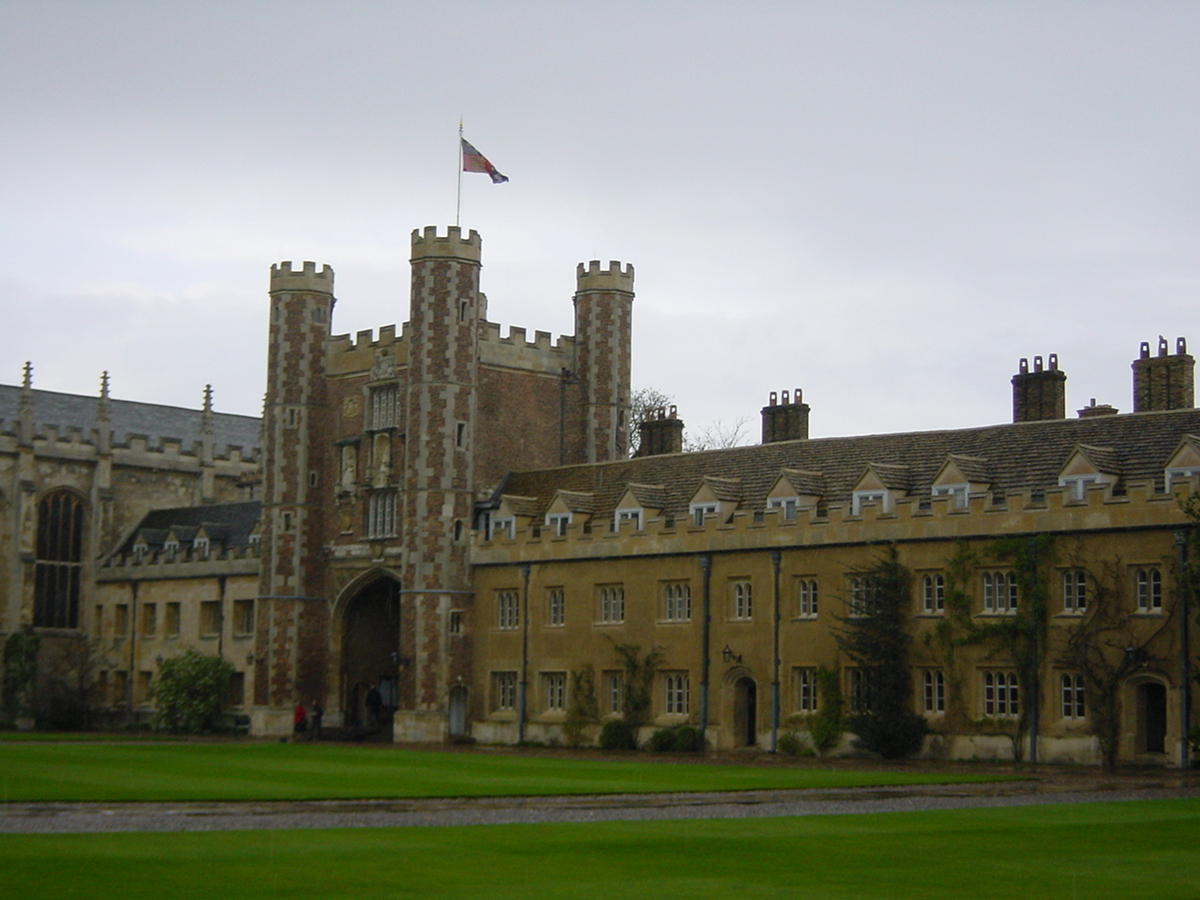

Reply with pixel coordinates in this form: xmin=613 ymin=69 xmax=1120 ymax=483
xmin=634 ymin=338 xmax=1195 ymax=457
xmin=1013 ymin=337 xmax=1194 ymax=423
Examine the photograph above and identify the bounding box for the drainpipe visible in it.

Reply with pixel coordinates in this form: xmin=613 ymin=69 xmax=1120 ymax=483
xmin=127 ymin=581 xmax=138 ymax=726
xmin=1176 ymin=531 xmax=1191 ymax=770
xmin=1027 ymin=538 xmax=1040 ymax=766
xmin=770 ymin=550 xmax=782 ymax=753
xmin=518 ymin=563 xmax=530 ymax=744
xmin=699 ymin=554 xmax=712 ymax=739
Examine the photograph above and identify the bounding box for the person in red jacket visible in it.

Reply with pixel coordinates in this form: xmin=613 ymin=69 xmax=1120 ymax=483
xmin=293 ymin=702 xmax=307 ymax=740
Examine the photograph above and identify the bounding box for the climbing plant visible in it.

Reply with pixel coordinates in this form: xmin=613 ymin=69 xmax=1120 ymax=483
xmin=836 ymin=547 xmax=926 ymax=759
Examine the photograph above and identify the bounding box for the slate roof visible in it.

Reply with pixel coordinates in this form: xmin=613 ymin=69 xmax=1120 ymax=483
xmin=113 ymin=501 xmax=262 ymax=555
xmin=495 ymin=408 xmax=1200 ymax=520
xmin=0 ymin=385 xmax=261 ymax=455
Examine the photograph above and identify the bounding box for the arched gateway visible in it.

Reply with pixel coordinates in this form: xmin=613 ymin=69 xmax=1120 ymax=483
xmin=341 ymin=576 xmax=401 ymax=732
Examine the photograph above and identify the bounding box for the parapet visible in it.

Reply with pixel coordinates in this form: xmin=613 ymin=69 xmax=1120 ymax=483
xmin=576 ymin=260 xmax=634 ymax=294
xmin=270 ymin=261 xmax=335 ymax=294
xmin=410 ymin=225 xmax=482 ymax=263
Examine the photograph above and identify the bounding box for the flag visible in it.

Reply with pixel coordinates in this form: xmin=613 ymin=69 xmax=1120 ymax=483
xmin=461 ymin=138 xmax=508 ymax=184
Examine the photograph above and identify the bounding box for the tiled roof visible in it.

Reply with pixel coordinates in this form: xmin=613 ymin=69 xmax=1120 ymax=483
xmin=944 ymin=454 xmax=991 ymax=484
xmin=495 ymin=408 xmax=1200 ymax=520
xmin=779 ymin=469 xmax=827 ymax=497
xmin=114 ymin=501 xmax=261 ymax=555
xmin=1072 ymin=444 xmax=1124 ymax=475
xmin=0 ymin=385 xmax=261 ymax=455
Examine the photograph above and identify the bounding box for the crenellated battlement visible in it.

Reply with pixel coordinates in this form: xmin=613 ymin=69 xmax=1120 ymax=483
xmin=410 ymin=225 xmax=482 ymax=262
xmin=576 ymin=260 xmax=634 ymax=293
xmin=475 ymin=475 xmax=1192 ymax=562
xmin=270 ymin=260 xmax=334 ymax=294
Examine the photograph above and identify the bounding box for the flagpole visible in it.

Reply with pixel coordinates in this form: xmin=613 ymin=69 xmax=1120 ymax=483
xmin=456 ymin=117 xmax=463 ymax=228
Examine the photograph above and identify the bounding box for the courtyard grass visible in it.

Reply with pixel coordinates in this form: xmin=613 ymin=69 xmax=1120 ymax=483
xmin=2 ymin=799 xmax=1197 ymax=899
xmin=0 ymin=741 xmax=1009 ymax=803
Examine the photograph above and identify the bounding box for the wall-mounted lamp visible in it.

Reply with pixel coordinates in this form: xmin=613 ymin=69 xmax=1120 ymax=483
xmin=722 ymin=645 xmax=742 ymax=665
xmin=246 ymin=653 xmax=256 ymax=666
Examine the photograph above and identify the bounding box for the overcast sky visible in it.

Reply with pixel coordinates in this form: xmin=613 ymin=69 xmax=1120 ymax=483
xmin=3 ymin=1 xmax=1197 ymax=443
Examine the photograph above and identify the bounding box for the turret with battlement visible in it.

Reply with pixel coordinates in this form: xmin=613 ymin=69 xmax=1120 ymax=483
xmin=573 ymin=260 xmax=634 ymax=463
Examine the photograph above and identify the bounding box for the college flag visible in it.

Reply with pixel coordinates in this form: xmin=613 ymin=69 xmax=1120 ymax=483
xmin=461 ymin=138 xmax=508 ymax=184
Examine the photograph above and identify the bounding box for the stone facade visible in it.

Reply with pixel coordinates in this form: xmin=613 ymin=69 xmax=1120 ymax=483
xmin=6 ymin=226 xmax=1198 ymax=767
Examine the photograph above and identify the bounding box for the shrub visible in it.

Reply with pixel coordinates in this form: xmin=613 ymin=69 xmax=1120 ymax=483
xmin=598 ymin=719 xmax=638 ymax=750
xmin=777 ymin=731 xmax=805 ymax=757
xmin=648 ymin=724 xmax=705 ymax=753
xmin=152 ymin=649 xmax=235 ymax=734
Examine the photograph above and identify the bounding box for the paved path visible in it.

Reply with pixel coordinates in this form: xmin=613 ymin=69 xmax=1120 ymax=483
xmin=4 ymin=775 xmax=1198 ymax=834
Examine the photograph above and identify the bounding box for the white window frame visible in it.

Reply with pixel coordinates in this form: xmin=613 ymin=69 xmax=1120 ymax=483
xmin=662 ymin=582 xmax=691 ymax=622
xmin=546 ymin=587 xmax=565 ymax=627
xmin=1136 ymin=567 xmax=1163 ymax=612
xmin=543 ymin=672 xmax=567 ymax=712
xmin=598 ymin=585 xmax=625 ymax=624
xmin=732 ymin=580 xmax=753 ymax=620
xmin=932 ymin=484 xmax=968 ymax=509
xmin=690 ymin=502 xmax=718 ymax=527
xmin=496 ymin=590 xmax=519 ymax=630
xmin=545 ymin=512 xmax=571 ymax=537
xmin=795 ymin=668 xmax=818 ymax=712
xmin=923 ymin=670 xmax=945 ymax=714
xmin=851 ymin=490 xmax=888 ymax=515
xmin=1061 ymin=673 xmax=1086 ymax=719
xmin=767 ymin=496 xmax=799 ymax=520
xmin=922 ymin=573 xmax=945 ymax=614
xmin=982 ymin=571 xmax=1018 ymax=614
xmin=796 ymin=578 xmax=818 ymax=618
xmin=492 ymin=671 xmax=517 ymax=711
xmin=614 ymin=507 xmax=643 ymax=531
xmin=983 ymin=670 xmax=1020 ymax=717
xmin=1059 ymin=475 xmax=1098 ymax=502
xmin=489 ymin=516 xmax=515 ymax=541
xmin=663 ymin=672 xmax=690 ymax=715
xmin=1166 ymin=467 xmax=1200 ymax=490
xmin=1061 ymin=569 xmax=1087 ymax=613
xmin=605 ymin=671 xmax=624 ymax=715
xmin=849 ymin=576 xmax=877 ymax=617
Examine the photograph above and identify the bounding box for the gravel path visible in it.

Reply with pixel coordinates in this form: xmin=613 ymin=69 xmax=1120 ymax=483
xmin=4 ymin=775 xmax=1198 ymax=834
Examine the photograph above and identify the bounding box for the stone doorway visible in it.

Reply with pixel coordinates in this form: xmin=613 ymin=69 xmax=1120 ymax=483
xmin=1136 ymin=680 xmax=1168 ymax=754
xmin=733 ymin=676 xmax=757 ymax=747
xmin=341 ymin=577 xmax=401 ymax=731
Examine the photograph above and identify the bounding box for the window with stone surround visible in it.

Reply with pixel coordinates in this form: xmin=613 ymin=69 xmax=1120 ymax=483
xmin=983 ymin=670 xmax=1020 ymax=716
xmin=233 ymin=600 xmax=254 ymax=636
xmin=492 ymin=671 xmax=518 ymax=711
xmin=662 ymin=582 xmax=691 ymax=622
xmin=165 ymin=603 xmax=181 ymax=638
xmin=496 ymin=590 xmax=519 ymax=630
xmin=33 ymin=489 xmax=84 ymax=629
xmin=368 ymin=384 xmax=399 ymax=430
xmin=1136 ymin=567 xmax=1163 ymax=612
xmin=199 ymin=601 xmax=221 ymax=638
xmin=795 ymin=578 xmax=818 ymax=618
xmin=367 ymin=491 xmax=397 ymax=538
xmin=546 ymin=588 xmax=565 ymax=626
xmin=542 ymin=672 xmax=567 ymax=712
xmin=597 ymin=585 xmax=625 ymax=624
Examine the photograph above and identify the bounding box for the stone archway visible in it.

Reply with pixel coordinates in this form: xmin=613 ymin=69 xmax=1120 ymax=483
xmin=341 ymin=577 xmax=401 ymax=731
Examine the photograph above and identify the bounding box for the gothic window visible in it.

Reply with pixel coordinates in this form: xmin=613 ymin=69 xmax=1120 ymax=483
xmin=34 ymin=490 xmax=84 ymax=628
xmin=367 ymin=491 xmax=397 ymax=538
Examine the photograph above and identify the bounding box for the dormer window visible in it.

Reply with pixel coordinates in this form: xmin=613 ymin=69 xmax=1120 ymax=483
xmin=163 ymin=540 xmax=179 ymax=562
xmin=194 ymin=538 xmax=210 ymax=559
xmin=1059 ymin=475 xmax=1098 ymax=502
xmin=545 ymin=512 xmax=571 ymax=537
xmin=132 ymin=543 xmax=147 ymax=562
xmin=491 ymin=517 xmax=515 ymax=541
xmin=851 ymin=490 xmax=888 ymax=515
xmin=690 ymin=502 xmax=718 ymax=527
xmin=614 ymin=508 xmax=643 ymax=531
xmin=767 ymin=497 xmax=798 ymax=520
xmin=1166 ymin=467 xmax=1200 ymax=490
xmin=932 ymin=484 xmax=968 ymax=509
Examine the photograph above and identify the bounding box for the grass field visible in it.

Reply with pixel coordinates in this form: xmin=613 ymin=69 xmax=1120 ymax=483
xmin=0 ymin=741 xmax=1008 ymax=802
xmin=3 ymin=799 xmax=1197 ymax=899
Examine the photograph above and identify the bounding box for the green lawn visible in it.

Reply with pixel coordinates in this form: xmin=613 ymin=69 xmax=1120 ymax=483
xmin=0 ymin=741 xmax=1009 ymax=802
xmin=3 ymin=800 xmax=1197 ymax=899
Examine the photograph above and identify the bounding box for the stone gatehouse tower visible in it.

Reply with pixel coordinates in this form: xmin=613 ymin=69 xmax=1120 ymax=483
xmin=251 ymin=226 xmax=633 ymax=736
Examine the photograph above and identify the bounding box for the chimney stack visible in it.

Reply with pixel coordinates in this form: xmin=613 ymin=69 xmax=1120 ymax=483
xmin=761 ymin=389 xmax=810 ymax=443
xmin=1012 ymin=355 xmax=1066 ymax=422
xmin=1132 ymin=337 xmax=1194 ymax=412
